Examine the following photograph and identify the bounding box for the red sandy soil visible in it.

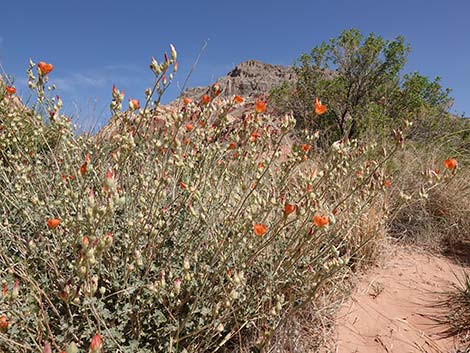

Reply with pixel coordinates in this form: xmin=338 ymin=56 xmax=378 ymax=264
xmin=332 ymin=246 xmax=468 ymax=353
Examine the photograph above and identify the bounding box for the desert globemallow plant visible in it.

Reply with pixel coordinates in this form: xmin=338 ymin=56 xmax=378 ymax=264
xmin=0 ymin=44 xmax=454 ymax=352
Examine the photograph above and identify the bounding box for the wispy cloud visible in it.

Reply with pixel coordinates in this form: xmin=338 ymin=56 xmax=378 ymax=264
xmin=104 ymin=64 xmax=144 ymax=73
xmin=0 ymin=36 xmax=3 ymax=47
xmin=51 ymin=72 xmax=114 ymax=93
xmin=72 ymin=73 xmax=107 ymax=88
xmin=52 ymin=65 xmax=146 ymax=93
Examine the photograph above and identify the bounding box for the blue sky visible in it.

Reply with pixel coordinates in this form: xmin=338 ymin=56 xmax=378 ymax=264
xmin=1 ymin=0 xmax=469 ymax=131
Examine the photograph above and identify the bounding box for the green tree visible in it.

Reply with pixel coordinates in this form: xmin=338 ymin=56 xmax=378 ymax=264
xmin=271 ymin=29 xmax=452 ymax=143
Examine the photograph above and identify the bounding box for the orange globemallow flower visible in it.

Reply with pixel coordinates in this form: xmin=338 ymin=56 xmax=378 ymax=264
xmin=6 ymin=86 xmax=16 ymax=95
xmin=301 ymin=144 xmax=311 ymax=152
xmin=444 ymin=158 xmax=458 ymax=170
xmin=89 ymin=333 xmax=103 ymax=353
xmin=250 ymin=131 xmax=261 ymax=142
xmin=255 ymin=100 xmax=267 ymax=113
xmin=313 ymin=214 xmax=329 ymax=228
xmin=185 ymin=123 xmax=194 ymax=132
xmin=284 ymin=203 xmax=296 ymax=216
xmin=38 ymin=61 xmax=54 ymax=75
xmin=47 ymin=218 xmax=61 ymax=229
xmin=201 ymin=94 xmax=211 ymax=104
xmin=314 ymin=97 xmax=327 ymax=115
xmin=183 ymin=97 xmax=192 ymax=105
xmin=180 ymin=182 xmax=188 ymax=189
xmin=383 ymin=180 xmax=392 ymax=187
xmin=234 ymin=95 xmax=244 ymax=103
xmin=253 ymin=223 xmax=268 ymax=237
xmin=0 ymin=315 xmax=8 ymax=332
xmin=129 ymin=99 xmax=140 ymax=110
xmin=80 ymin=162 xmax=88 ymax=175
xmin=228 ymin=142 xmax=237 ymax=150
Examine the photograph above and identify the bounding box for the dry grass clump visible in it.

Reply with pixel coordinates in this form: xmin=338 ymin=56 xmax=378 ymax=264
xmin=386 ymin=144 xmax=470 ymax=252
xmin=432 ymin=271 xmax=470 ymax=351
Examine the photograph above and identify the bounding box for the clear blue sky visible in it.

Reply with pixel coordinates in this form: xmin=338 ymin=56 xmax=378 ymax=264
xmin=1 ymin=0 xmax=469 ymax=131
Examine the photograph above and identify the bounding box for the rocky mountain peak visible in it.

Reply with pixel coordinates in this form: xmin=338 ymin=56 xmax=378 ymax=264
xmin=182 ymin=60 xmax=295 ymax=100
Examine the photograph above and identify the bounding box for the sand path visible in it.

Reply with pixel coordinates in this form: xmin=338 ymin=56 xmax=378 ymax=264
xmin=333 ymin=246 xmax=467 ymax=353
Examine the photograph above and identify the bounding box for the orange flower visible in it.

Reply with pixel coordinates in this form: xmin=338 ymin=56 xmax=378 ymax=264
xmin=180 ymin=182 xmax=188 ymax=189
xmin=212 ymin=83 xmax=222 ymax=96
xmin=185 ymin=123 xmax=194 ymax=132
xmin=183 ymin=97 xmax=192 ymax=105
xmin=444 ymin=158 xmax=458 ymax=170
xmin=253 ymin=223 xmax=268 ymax=237
xmin=80 ymin=162 xmax=88 ymax=175
xmin=313 ymin=214 xmax=329 ymax=228
xmin=89 ymin=334 xmax=103 ymax=353
xmin=234 ymin=95 xmax=244 ymax=103
xmin=201 ymin=94 xmax=211 ymax=104
xmin=284 ymin=203 xmax=296 ymax=216
xmin=228 ymin=142 xmax=237 ymax=150
xmin=255 ymin=100 xmax=266 ymax=113
xmin=47 ymin=218 xmax=61 ymax=229
xmin=383 ymin=180 xmax=392 ymax=187
xmin=129 ymin=99 xmax=140 ymax=110
xmin=250 ymin=131 xmax=261 ymax=142
xmin=301 ymin=144 xmax=311 ymax=152
xmin=106 ymin=168 xmax=114 ymax=180
xmin=82 ymin=235 xmax=90 ymax=248
xmin=38 ymin=61 xmax=54 ymax=75
xmin=6 ymin=86 xmax=16 ymax=95
xmin=0 ymin=315 xmax=8 ymax=332
xmin=257 ymin=162 xmax=264 ymax=169
xmin=314 ymin=97 xmax=327 ymax=115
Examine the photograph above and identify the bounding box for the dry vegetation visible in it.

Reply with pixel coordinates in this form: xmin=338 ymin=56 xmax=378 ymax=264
xmin=0 ymin=38 xmax=469 ymax=353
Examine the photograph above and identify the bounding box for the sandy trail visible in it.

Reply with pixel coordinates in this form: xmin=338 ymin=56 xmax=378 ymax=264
xmin=333 ymin=246 xmax=467 ymax=353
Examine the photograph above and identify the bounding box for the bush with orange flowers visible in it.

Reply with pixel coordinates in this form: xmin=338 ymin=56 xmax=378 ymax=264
xmin=2 ymin=43 xmax=466 ymax=353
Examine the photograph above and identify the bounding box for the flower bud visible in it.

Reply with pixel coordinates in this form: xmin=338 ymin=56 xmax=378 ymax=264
xmin=43 ymin=342 xmax=52 ymax=353
xmin=174 ymin=278 xmax=182 ymax=294
xmin=66 ymin=342 xmax=79 ymax=353
xmin=89 ymin=334 xmax=103 ymax=353
xmin=129 ymin=99 xmax=140 ymax=111
xmin=11 ymin=280 xmax=19 ymax=300
xmin=169 ymin=44 xmax=177 ymax=61
xmin=183 ymin=258 xmax=190 ymax=270
xmin=150 ymin=56 xmax=160 ymax=73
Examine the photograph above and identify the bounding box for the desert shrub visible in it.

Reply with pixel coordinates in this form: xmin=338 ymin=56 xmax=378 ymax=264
xmin=0 ymin=47 xmax=404 ymax=352
xmin=270 ymin=29 xmax=453 ymax=147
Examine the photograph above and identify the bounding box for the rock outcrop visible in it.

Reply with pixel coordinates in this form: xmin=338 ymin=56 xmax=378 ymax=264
xmin=182 ymin=60 xmax=295 ymax=99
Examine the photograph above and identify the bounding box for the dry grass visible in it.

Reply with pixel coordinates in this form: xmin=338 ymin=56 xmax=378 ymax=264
xmin=386 ymin=144 xmax=470 ymax=252
xmin=431 ymin=270 xmax=470 ymax=351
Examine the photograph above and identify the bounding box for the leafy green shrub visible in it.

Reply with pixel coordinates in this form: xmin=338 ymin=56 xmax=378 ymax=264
xmin=0 ymin=47 xmax=421 ymax=352
xmin=270 ymin=29 xmax=453 ymax=147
